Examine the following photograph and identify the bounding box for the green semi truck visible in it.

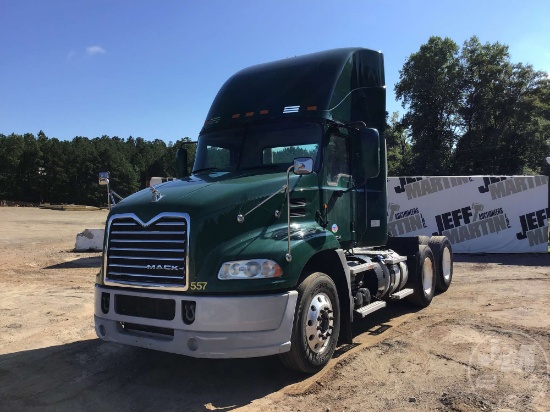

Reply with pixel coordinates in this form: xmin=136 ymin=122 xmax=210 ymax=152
xmin=94 ymin=48 xmax=453 ymax=373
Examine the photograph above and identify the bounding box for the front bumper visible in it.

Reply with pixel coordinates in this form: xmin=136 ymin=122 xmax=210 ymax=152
xmin=94 ymin=285 xmax=298 ymax=358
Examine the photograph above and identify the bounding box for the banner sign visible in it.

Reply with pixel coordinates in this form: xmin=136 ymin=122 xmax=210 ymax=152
xmin=386 ymin=176 xmax=549 ymax=253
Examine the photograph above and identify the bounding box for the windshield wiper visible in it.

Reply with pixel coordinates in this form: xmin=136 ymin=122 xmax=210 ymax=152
xmin=192 ymin=167 xmax=219 ymax=174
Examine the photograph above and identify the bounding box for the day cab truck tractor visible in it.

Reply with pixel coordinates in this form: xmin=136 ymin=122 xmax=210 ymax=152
xmin=94 ymin=47 xmax=453 ymax=373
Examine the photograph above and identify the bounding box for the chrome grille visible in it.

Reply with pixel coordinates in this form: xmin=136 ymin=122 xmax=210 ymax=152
xmin=105 ymin=214 xmax=188 ymax=288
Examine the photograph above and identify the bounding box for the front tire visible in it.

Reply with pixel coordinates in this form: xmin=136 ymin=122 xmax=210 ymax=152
xmin=279 ymin=272 xmax=340 ymax=373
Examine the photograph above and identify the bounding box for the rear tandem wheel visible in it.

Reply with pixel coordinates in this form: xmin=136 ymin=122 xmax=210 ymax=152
xmin=419 ymin=236 xmax=453 ymax=293
xmin=407 ymin=245 xmax=436 ymax=307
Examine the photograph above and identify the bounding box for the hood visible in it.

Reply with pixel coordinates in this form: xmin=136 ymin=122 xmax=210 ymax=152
xmin=109 ymin=169 xmax=306 ymax=223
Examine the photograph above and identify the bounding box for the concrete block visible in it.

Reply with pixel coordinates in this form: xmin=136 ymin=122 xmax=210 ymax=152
xmin=75 ymin=229 xmax=104 ymax=251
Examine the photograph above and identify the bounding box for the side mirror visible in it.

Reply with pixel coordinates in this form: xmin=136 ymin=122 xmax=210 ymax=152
xmin=293 ymin=157 xmax=314 ymax=175
xmin=176 ymin=147 xmax=189 ymax=178
xmin=98 ymin=172 xmax=110 ymax=186
xmin=355 ymin=128 xmax=380 ymax=179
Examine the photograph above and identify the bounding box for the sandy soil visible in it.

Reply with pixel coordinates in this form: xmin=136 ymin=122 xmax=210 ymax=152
xmin=0 ymin=208 xmax=548 ymax=411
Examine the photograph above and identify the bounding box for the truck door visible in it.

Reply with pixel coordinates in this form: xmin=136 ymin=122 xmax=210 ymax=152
xmin=323 ymin=130 xmax=354 ymax=249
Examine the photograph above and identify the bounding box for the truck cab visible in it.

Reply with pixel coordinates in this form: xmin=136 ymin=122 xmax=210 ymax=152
xmin=94 ymin=48 xmax=453 ymax=373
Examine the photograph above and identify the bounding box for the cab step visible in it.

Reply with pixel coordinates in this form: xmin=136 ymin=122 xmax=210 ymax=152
xmin=348 ymin=261 xmax=377 ymax=276
xmin=353 ymin=301 xmax=386 ymax=318
xmin=389 ymin=288 xmax=414 ymax=300
xmin=384 ymin=256 xmax=407 ymax=265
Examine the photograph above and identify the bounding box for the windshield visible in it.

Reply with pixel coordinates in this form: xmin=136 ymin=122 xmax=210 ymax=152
xmin=193 ymin=122 xmax=321 ymax=173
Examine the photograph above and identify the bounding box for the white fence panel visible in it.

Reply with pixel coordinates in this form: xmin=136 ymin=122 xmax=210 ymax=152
xmin=386 ymin=176 xmax=549 ymax=253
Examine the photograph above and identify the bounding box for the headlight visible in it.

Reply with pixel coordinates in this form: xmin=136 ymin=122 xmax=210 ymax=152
xmin=218 ymin=259 xmax=283 ymax=280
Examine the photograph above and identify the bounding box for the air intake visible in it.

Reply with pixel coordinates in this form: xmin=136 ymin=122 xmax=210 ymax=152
xmin=105 ymin=213 xmax=188 ymax=289
xmin=289 ymin=198 xmax=307 ymax=218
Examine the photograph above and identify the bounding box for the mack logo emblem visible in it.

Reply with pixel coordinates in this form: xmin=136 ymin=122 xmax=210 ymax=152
xmin=146 ymin=264 xmax=183 ymax=271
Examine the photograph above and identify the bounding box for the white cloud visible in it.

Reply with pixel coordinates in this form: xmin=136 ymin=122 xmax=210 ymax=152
xmin=66 ymin=50 xmax=77 ymax=62
xmin=86 ymin=46 xmax=106 ymax=56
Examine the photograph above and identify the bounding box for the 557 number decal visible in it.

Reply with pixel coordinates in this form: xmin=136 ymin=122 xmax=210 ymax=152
xmin=189 ymin=282 xmax=207 ymax=291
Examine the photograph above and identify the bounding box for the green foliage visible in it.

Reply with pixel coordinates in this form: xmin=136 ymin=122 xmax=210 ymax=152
xmin=0 ymin=133 xmax=25 ymax=200
xmin=385 ymin=112 xmax=412 ymax=176
xmin=395 ymin=36 xmax=462 ymax=175
xmin=3 ymin=36 xmax=548 ymax=206
xmin=0 ymin=132 xmax=196 ymax=206
xmin=395 ymin=35 xmax=550 ymax=176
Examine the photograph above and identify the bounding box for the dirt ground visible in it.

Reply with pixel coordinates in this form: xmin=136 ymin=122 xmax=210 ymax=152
xmin=0 ymin=208 xmax=548 ymax=412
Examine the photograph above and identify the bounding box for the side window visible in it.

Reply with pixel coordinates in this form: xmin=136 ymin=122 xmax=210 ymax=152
xmin=325 ymin=134 xmax=351 ymax=187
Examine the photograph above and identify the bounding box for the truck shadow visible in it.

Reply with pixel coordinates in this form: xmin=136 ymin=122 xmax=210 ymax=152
xmin=0 ymin=339 xmax=302 ymax=411
xmin=0 ymin=304 xmax=420 ymax=411
xmin=44 ymin=256 xmax=102 ymax=269
xmin=454 ymin=253 xmax=549 ymax=267
xmin=351 ymin=300 xmax=421 ymax=337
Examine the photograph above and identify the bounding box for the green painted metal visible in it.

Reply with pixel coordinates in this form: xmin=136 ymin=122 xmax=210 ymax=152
xmin=202 ymin=47 xmax=385 ymax=133
xmin=100 ymin=47 xmax=388 ymax=293
xmin=105 ymin=171 xmax=339 ymax=293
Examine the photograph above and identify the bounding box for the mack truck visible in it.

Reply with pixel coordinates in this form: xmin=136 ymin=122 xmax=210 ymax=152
xmin=94 ymin=47 xmax=453 ymax=373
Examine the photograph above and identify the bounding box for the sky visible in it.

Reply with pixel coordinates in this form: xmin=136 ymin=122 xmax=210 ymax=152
xmin=1 ymin=0 xmax=550 ymax=143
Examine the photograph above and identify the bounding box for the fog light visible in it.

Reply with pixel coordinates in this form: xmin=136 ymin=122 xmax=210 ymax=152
xmin=187 ymin=337 xmax=199 ymax=351
xmin=101 ymin=292 xmax=110 ymax=314
xmin=99 ymin=324 xmax=106 ymax=337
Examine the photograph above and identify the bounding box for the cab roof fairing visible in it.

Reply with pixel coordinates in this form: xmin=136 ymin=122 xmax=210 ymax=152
xmin=200 ymin=47 xmax=386 ymax=134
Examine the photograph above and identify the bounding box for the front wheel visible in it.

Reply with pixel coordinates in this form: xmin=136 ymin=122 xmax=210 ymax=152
xmin=279 ymin=272 xmax=340 ymax=373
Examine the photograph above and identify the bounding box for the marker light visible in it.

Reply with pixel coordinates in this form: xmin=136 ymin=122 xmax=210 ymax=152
xmin=218 ymin=259 xmax=283 ymax=280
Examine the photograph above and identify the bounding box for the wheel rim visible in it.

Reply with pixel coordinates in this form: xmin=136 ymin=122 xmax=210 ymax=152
xmin=422 ymin=257 xmax=434 ymax=296
xmin=442 ymin=246 xmax=452 ymax=283
xmin=305 ymin=292 xmax=334 ymax=354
